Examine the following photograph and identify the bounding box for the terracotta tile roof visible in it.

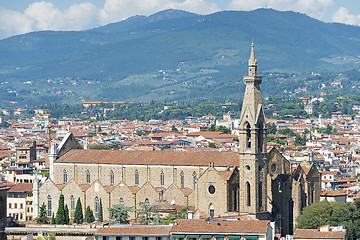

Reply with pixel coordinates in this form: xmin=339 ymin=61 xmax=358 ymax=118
xmin=294 ymin=229 xmax=346 ymax=239
xmin=79 ymin=184 xmax=91 ymax=191
xmin=8 ymin=182 xmax=33 ymax=192
xmin=180 ymin=187 xmax=193 ymax=197
xmin=171 ymin=219 xmax=270 ymax=234
xmin=96 ymin=225 xmax=172 ymax=236
xmin=56 ymin=150 xmax=239 ymax=167
xmin=103 ymin=185 xmax=115 ymax=193
xmin=320 ymin=191 xmax=347 ymax=197
xmin=128 ymin=186 xmax=140 ymax=194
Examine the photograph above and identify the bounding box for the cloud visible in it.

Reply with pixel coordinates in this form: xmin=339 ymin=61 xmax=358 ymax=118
xmin=228 ymin=0 xmax=334 ymax=19
xmin=100 ymin=0 xmax=219 ymax=25
xmin=0 ymin=0 xmax=219 ymax=39
xmin=332 ymin=7 xmax=360 ymax=26
xmin=0 ymin=7 xmax=34 ymax=39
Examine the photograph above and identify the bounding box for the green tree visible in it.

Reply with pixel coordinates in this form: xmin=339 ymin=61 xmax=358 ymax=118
xmin=108 ymin=205 xmax=133 ymax=224
xmin=278 ymin=128 xmax=295 ymax=137
xmin=208 ymin=142 xmax=217 ymax=148
xmin=55 ymin=194 xmax=66 ymax=224
xmin=37 ymin=203 xmax=48 ymax=224
xmin=208 ymin=124 xmax=216 ymax=132
xmin=73 ymin=198 xmax=83 ymax=224
xmin=85 ymin=206 xmax=95 ymax=223
xmin=162 ymin=206 xmax=190 ymax=224
xmin=294 ymin=134 xmax=306 ymax=146
xmin=51 ymin=213 xmax=55 ymax=224
xmin=65 ymin=204 xmax=69 ymax=225
xmin=43 ymin=232 xmax=56 ymax=240
xmin=171 ymin=125 xmax=179 ymax=133
xmin=136 ymin=202 xmax=162 ymax=225
xmin=98 ymin=198 xmax=103 ymax=222
xmin=267 ymin=123 xmax=277 ymax=134
xmin=325 ymin=124 xmax=333 ymax=134
xmin=216 ymin=125 xmax=231 ymax=134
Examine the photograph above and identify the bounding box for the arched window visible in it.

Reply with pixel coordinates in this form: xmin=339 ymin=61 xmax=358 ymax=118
xmin=180 ymin=171 xmax=184 ymax=189
xmin=246 ymin=182 xmax=251 ymax=206
xmin=120 ymin=198 xmax=124 ymax=207
xmin=135 ymin=169 xmax=139 ymax=185
xmin=95 ymin=197 xmax=99 ymax=219
xmin=86 ymin=170 xmax=90 ymax=184
xmin=47 ymin=195 xmax=52 ymax=217
xmin=258 ymin=122 xmax=263 ymax=152
xmin=145 ymin=198 xmax=149 ymax=207
xmin=245 ymin=122 xmax=251 ymax=149
xmin=110 ymin=170 xmax=114 ymax=185
xmin=70 ymin=196 xmax=75 ymax=218
xmin=160 ymin=170 xmax=164 ymax=186
xmin=193 ymin=172 xmax=197 ymax=189
xmin=259 ymin=181 xmax=263 ymax=208
xmin=63 ymin=169 xmax=67 ymax=183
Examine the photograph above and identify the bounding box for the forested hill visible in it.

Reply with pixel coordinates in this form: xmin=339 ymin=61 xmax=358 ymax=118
xmin=1 ymin=8 xmax=360 ymax=106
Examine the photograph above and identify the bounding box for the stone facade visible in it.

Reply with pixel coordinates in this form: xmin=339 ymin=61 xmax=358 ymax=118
xmin=34 ymin=44 xmax=321 ymax=236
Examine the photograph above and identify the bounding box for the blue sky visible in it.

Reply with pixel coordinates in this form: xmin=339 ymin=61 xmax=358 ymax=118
xmin=0 ymin=0 xmax=360 ymax=40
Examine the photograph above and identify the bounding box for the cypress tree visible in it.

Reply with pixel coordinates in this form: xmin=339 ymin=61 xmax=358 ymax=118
xmin=85 ymin=206 xmax=95 ymax=223
xmin=98 ymin=198 xmax=103 ymax=222
xmin=37 ymin=203 xmax=48 ymax=224
xmin=74 ymin=198 xmax=83 ymax=224
xmin=51 ymin=213 xmax=55 ymax=224
xmin=55 ymin=194 xmax=66 ymax=224
xmin=65 ymin=204 xmax=70 ymax=224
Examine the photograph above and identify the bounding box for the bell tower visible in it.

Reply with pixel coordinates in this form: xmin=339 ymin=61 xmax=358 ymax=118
xmin=238 ymin=43 xmax=268 ymax=215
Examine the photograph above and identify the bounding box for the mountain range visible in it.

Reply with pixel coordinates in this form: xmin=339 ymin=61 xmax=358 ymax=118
xmin=1 ymin=8 xmax=360 ymax=106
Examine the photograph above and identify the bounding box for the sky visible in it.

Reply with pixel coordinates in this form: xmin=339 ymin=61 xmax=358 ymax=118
xmin=0 ymin=0 xmax=360 ymax=40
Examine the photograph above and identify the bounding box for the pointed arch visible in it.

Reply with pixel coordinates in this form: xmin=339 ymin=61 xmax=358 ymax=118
xmin=110 ymin=170 xmax=114 ymax=185
xmin=86 ymin=170 xmax=90 ymax=184
xmin=70 ymin=195 xmax=75 ymax=218
xmin=120 ymin=197 xmax=124 ymax=207
xmin=257 ymin=121 xmax=263 ymax=152
xmin=95 ymin=197 xmax=99 ymax=219
xmin=160 ymin=170 xmax=165 ymax=186
xmin=47 ymin=195 xmax=52 ymax=217
xmin=259 ymin=181 xmax=263 ymax=209
xmin=193 ymin=171 xmax=197 ymax=189
xmin=246 ymin=182 xmax=251 ymax=206
xmin=63 ymin=169 xmax=67 ymax=183
xmin=245 ymin=122 xmax=251 ymax=149
xmin=180 ymin=171 xmax=184 ymax=189
xmin=135 ymin=169 xmax=139 ymax=185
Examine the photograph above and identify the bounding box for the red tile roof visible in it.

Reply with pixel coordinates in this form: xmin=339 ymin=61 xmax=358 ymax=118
xmin=294 ymin=229 xmax=345 ymax=239
xmin=56 ymin=150 xmax=239 ymax=167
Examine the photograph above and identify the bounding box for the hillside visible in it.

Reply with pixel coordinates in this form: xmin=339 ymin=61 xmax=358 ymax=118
xmin=0 ymin=8 xmax=360 ymax=106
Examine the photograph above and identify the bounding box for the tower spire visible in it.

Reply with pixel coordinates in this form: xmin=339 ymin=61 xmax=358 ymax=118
xmin=248 ymin=42 xmax=257 ymax=76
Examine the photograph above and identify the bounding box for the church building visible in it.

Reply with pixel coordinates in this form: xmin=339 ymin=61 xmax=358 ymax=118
xmin=33 ymin=44 xmax=321 ymax=236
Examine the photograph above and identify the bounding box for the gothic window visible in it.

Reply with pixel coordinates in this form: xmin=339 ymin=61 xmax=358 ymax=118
xmin=193 ymin=172 xmax=197 ymax=189
xmin=145 ymin=198 xmax=149 ymax=207
xmin=95 ymin=197 xmax=99 ymax=219
xmin=70 ymin=196 xmax=75 ymax=218
xmin=160 ymin=170 xmax=164 ymax=186
xmin=135 ymin=169 xmax=139 ymax=185
xmin=110 ymin=170 xmax=114 ymax=185
xmin=63 ymin=169 xmax=67 ymax=183
xmin=246 ymin=182 xmax=251 ymax=206
xmin=86 ymin=170 xmax=90 ymax=184
xmin=120 ymin=198 xmax=124 ymax=207
xmin=245 ymin=122 xmax=251 ymax=149
xmin=258 ymin=122 xmax=263 ymax=152
xmin=47 ymin=195 xmax=52 ymax=217
xmin=180 ymin=171 xmax=184 ymax=189
xmin=259 ymin=181 xmax=263 ymax=209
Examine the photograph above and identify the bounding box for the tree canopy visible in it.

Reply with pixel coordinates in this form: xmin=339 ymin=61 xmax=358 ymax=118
xmin=296 ymin=200 xmax=360 ymax=240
